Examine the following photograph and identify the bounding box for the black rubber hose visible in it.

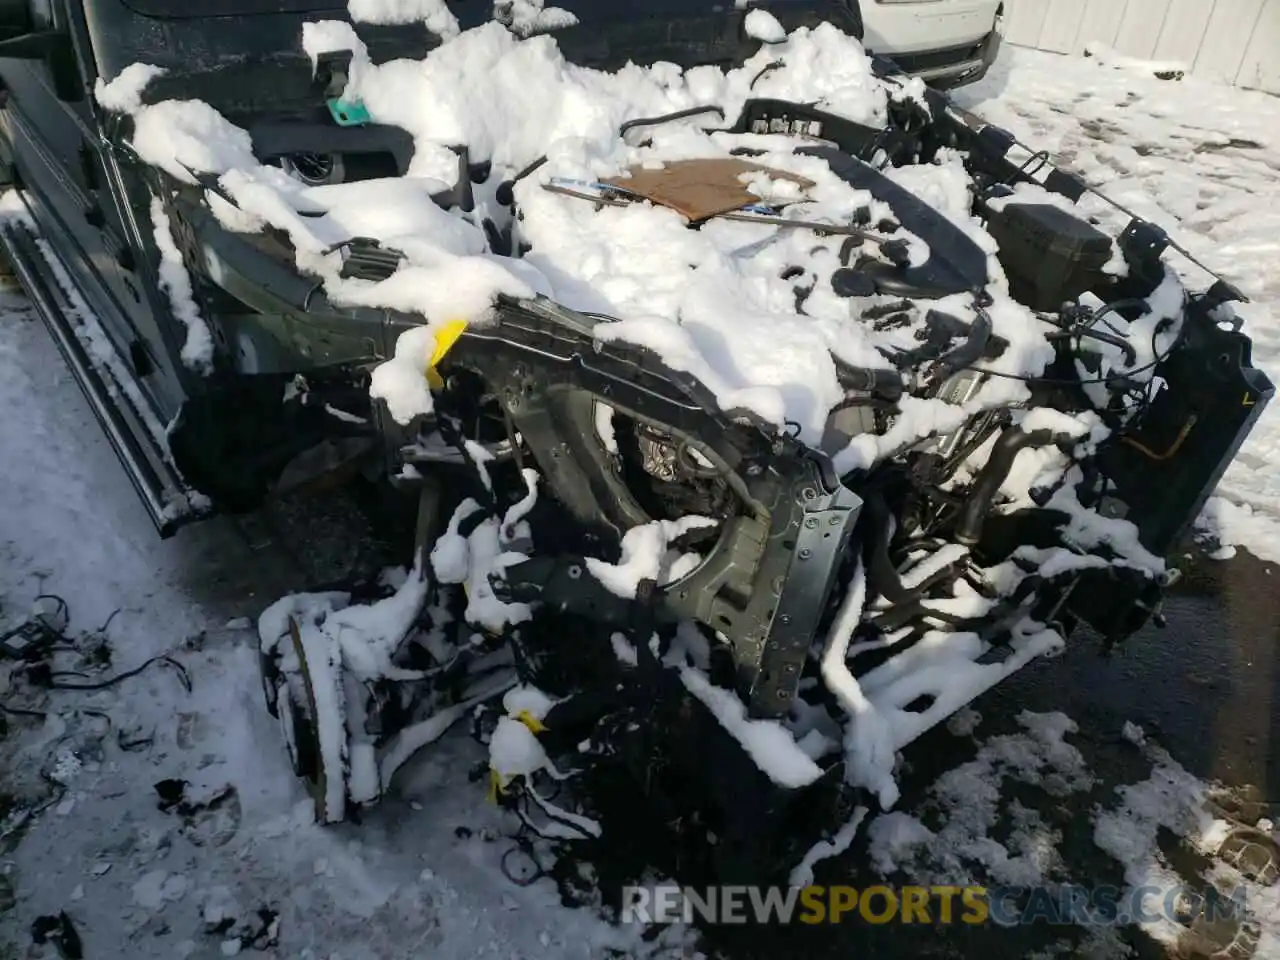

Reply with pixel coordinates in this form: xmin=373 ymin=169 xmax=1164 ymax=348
xmin=495 ymin=156 xmax=549 ymax=207
xmin=859 ymin=260 xmax=964 ymax=300
xmin=618 ymin=105 xmax=725 ymax=138
xmin=832 ymin=357 xmax=905 ymax=402
xmin=955 ymin=426 xmax=1071 ymax=545
xmin=934 ymin=306 xmax=994 ymax=379
xmin=863 ymin=489 xmax=962 ymax=605
xmin=1047 ymin=326 xmax=1138 ymax=366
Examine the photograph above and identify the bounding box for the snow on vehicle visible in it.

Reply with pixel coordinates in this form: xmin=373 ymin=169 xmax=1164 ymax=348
xmin=0 ymin=0 xmax=1272 ymax=883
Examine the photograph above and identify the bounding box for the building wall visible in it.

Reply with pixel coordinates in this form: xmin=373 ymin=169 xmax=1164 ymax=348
xmin=1002 ymin=0 xmax=1280 ymax=94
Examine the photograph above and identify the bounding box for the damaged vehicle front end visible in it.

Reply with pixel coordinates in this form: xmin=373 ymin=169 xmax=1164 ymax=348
xmin=0 ymin=0 xmax=1272 ymax=885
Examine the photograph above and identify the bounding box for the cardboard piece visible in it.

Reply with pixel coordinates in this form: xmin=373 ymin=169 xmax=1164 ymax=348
xmin=602 ymin=158 xmax=814 ymax=222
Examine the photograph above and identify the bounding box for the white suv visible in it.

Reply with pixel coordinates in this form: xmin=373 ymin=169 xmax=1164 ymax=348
xmin=859 ymin=0 xmax=1005 ymax=89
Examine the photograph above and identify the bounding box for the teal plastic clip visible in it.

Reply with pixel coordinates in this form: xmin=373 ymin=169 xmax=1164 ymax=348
xmin=326 ymin=98 xmax=371 ymax=127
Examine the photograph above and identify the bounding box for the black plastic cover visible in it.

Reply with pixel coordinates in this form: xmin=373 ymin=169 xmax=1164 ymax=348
xmin=985 ymin=203 xmax=1113 ymax=312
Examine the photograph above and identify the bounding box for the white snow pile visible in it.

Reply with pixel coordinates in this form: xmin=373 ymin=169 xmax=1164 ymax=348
xmin=679 ymin=667 xmax=823 ymax=789
xmin=430 ymin=493 xmax=537 ymax=634
xmin=93 ymin=13 xmax=1089 ymax=463
xmin=1195 ymin=496 xmax=1280 ymax=565
xmin=866 ymin=710 xmax=1094 ymax=886
xmin=586 ymin=515 xmax=719 ymax=598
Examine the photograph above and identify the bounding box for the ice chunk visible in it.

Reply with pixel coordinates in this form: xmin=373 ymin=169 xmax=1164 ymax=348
xmin=132 ymin=870 xmax=170 ymax=910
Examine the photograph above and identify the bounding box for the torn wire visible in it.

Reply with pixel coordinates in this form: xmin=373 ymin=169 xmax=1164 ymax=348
xmin=45 ymin=655 xmax=191 ymax=693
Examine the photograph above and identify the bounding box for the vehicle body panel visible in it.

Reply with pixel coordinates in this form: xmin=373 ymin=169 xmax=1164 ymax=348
xmin=861 ymin=0 xmax=1003 ymax=85
xmin=861 ymin=0 xmax=1000 ymax=53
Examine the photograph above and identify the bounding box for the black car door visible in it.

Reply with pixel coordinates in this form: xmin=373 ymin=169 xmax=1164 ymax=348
xmin=0 ymin=0 xmax=191 ymax=426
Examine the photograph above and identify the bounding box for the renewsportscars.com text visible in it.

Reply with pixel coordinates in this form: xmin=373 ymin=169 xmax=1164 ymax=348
xmin=621 ymin=883 xmax=1248 ymax=927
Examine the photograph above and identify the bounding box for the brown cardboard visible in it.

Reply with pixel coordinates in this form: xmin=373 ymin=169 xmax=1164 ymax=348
xmin=602 ymin=158 xmax=814 ymax=222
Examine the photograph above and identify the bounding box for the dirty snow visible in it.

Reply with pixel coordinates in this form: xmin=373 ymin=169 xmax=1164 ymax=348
xmin=866 ymin=710 xmax=1094 ymax=887
xmin=861 ymin=710 xmax=1280 ymax=957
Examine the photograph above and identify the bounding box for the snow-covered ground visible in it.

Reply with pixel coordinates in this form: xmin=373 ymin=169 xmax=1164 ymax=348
xmin=4 ymin=39 xmax=1280 ymax=960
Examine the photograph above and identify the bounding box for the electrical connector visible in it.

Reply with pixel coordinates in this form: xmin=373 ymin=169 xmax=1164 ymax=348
xmin=1 ymin=620 xmax=58 ymax=661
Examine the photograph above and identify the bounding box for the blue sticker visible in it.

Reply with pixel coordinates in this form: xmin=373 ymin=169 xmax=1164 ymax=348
xmin=326 ymin=98 xmax=371 ymax=127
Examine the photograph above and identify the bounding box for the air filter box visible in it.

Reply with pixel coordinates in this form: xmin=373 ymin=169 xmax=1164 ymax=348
xmin=985 ymin=202 xmax=1114 ymax=312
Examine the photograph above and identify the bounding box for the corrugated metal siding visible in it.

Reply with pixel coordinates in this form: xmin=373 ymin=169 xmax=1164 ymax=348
xmin=1003 ymin=0 xmax=1280 ymax=94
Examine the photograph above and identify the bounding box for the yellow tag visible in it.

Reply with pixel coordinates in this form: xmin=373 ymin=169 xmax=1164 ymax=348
xmin=487 ymin=767 xmax=505 ymax=803
xmin=425 ymin=319 xmax=468 ymax=390
xmin=1244 ymin=392 xmax=1257 ymax=408
xmin=515 ymin=710 xmax=547 ymax=734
